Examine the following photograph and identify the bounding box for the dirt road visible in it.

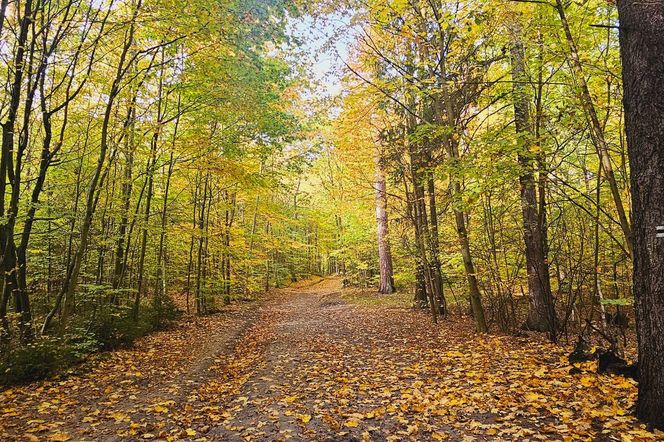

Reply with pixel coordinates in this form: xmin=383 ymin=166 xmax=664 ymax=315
xmin=0 ymin=278 xmax=656 ymax=441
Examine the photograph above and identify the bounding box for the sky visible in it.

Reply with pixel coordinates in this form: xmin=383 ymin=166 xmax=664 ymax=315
xmin=287 ymin=12 xmax=359 ymax=99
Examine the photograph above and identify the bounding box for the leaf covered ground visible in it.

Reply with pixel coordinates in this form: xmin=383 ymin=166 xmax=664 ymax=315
xmin=0 ymin=278 xmax=660 ymax=441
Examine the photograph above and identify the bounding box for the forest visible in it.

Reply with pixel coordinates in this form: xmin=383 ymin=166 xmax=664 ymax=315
xmin=0 ymin=0 xmax=663 ymax=440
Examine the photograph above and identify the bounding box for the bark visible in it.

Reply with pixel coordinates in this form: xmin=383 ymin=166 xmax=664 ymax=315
xmin=134 ymin=146 xmax=156 ymax=319
xmin=0 ymin=0 xmax=9 ymax=41
xmin=411 ymin=178 xmax=439 ymax=322
xmin=593 ymin=167 xmax=608 ymax=330
xmin=438 ymin=59 xmax=488 ymax=332
xmin=186 ymin=172 xmax=200 ymax=314
xmin=426 ymin=167 xmax=446 ymax=314
xmin=617 ymin=0 xmax=664 ymax=429
xmin=452 ymin=194 xmax=487 ymax=333
xmin=409 ymin=4 xmax=446 ymax=314
xmin=112 ymin=103 xmax=136 ymax=293
xmin=222 ymin=191 xmax=236 ymax=304
xmin=134 ymin=53 xmax=166 ymax=319
xmin=195 ymin=175 xmax=209 ymax=314
xmin=509 ymin=21 xmax=556 ymax=339
xmin=155 ymin=125 xmax=177 ymax=301
xmin=0 ymin=0 xmax=35 ymax=341
xmin=407 ymin=140 xmax=441 ymax=321
xmin=403 ymin=176 xmax=427 ymax=308
xmin=375 ymin=152 xmax=395 ymax=294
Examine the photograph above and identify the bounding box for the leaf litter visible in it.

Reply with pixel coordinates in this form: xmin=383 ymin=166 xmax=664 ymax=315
xmin=0 ymin=278 xmax=660 ymax=441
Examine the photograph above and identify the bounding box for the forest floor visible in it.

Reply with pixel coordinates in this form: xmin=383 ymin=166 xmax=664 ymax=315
xmin=0 ymin=277 xmax=660 ymax=441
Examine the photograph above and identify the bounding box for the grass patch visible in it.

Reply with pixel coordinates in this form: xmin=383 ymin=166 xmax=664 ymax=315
xmin=341 ymin=287 xmax=413 ymax=309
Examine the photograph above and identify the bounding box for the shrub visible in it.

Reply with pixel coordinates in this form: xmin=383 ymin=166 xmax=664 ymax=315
xmin=147 ymin=294 xmax=181 ymax=329
xmin=88 ymin=296 xmax=181 ymax=350
xmin=0 ymin=295 xmax=182 ymax=385
xmin=0 ymin=333 xmax=97 ymax=385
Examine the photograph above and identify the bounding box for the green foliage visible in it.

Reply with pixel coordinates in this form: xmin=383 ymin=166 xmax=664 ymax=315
xmin=0 ymin=333 xmax=97 ymax=385
xmin=0 ymin=292 xmax=183 ymax=385
xmin=600 ymin=298 xmax=633 ymax=306
xmin=87 ymin=299 xmax=181 ymax=351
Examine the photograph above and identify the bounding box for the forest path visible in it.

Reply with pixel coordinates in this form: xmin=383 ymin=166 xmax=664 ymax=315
xmin=0 ymin=297 xmax=262 ymax=441
xmin=1 ymin=278 xmax=656 ymax=441
xmin=178 ymin=278 xmax=651 ymax=441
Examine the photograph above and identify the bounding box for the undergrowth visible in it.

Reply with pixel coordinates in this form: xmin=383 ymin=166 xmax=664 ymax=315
xmin=0 ymin=296 xmax=181 ymax=385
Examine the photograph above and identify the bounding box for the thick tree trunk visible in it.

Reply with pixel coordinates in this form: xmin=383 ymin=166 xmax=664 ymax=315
xmin=509 ymin=22 xmax=556 ymax=339
xmin=617 ymin=0 xmax=664 ymax=429
xmin=375 ymin=154 xmax=395 ymax=294
xmin=0 ymin=0 xmax=34 ymax=341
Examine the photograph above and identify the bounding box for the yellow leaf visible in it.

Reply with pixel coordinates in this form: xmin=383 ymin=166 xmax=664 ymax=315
xmin=185 ymin=428 xmax=196 ymax=436
xmin=110 ymin=412 xmax=129 ymax=422
xmin=299 ymin=414 xmax=312 ymax=424
xmin=580 ymin=376 xmax=595 ymax=387
xmin=154 ymin=405 xmax=169 ymax=413
xmin=142 ymin=433 xmax=155 ymax=439
xmin=49 ymin=433 xmax=71 ymax=442
xmin=345 ymin=419 xmax=360 ymax=428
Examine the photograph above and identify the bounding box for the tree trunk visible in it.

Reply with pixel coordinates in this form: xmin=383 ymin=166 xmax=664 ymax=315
xmin=617 ymin=0 xmax=664 ymax=429
xmin=452 ymin=199 xmax=488 ymax=333
xmin=509 ymin=20 xmax=556 ymax=339
xmin=375 ymin=152 xmax=395 ymax=294
xmin=0 ymin=0 xmax=34 ymax=342
xmin=112 ymin=96 xmax=138 ymax=294
xmin=426 ymin=168 xmax=446 ymax=315
xmin=404 ymin=176 xmax=428 ymax=308
xmin=195 ymin=175 xmax=209 ymax=315
xmin=186 ymin=172 xmax=200 ymax=314
xmin=430 ymin=42 xmax=486 ymax=330
xmin=155 ymin=145 xmax=176 ymax=302
xmin=42 ymin=1 xmax=141 ymax=332
xmin=134 ymin=144 xmax=156 ymax=319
